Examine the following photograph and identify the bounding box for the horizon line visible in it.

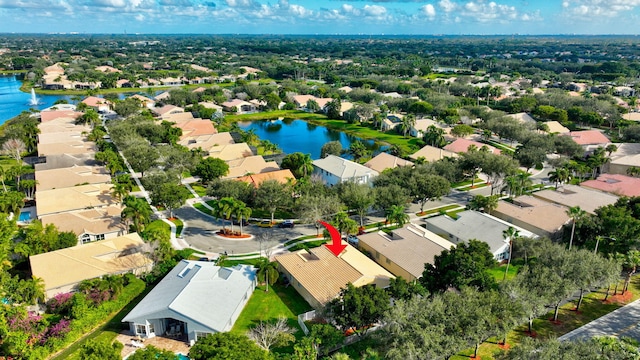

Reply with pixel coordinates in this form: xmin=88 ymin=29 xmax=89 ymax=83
xmin=1 ymin=32 xmax=640 ymax=37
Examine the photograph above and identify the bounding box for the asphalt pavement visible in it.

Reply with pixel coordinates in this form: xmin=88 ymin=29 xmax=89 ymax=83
xmin=559 ymin=299 xmax=640 ymax=342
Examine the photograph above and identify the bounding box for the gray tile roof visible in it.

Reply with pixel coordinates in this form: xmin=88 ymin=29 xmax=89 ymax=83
xmin=312 ymin=155 xmax=379 ymax=179
xmin=122 ymin=260 xmax=256 ymax=332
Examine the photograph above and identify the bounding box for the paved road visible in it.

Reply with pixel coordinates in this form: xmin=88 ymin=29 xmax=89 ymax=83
xmin=559 ymin=299 xmax=640 ymax=342
xmin=173 ymin=206 xmax=317 ymax=256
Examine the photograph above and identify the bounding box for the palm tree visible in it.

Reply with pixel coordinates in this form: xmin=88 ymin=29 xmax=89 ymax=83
xmin=548 ymin=167 xmax=572 ymax=190
xmin=400 ymin=114 xmax=416 ymax=138
xmin=111 ymin=182 xmax=130 ymax=204
xmin=385 ymin=205 xmax=409 ymax=227
xmin=234 ymin=201 xmax=252 ymax=235
xmin=217 ymin=197 xmax=238 ymax=233
xmin=423 ymin=125 xmax=446 ymax=148
xmin=566 ymin=206 xmax=586 ymax=250
xmin=501 ymin=175 xmax=520 ymax=198
xmin=256 ymin=258 xmax=279 ymax=292
xmin=502 ymin=227 xmax=520 ymax=281
xmin=516 ymin=171 xmax=533 ymax=196
xmin=605 ymin=144 xmax=618 ymax=157
xmin=121 ymin=196 xmax=152 ymax=233
xmin=333 ymin=212 xmax=358 ymax=239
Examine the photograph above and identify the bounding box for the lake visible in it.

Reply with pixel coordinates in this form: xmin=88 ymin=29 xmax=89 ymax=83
xmin=0 ymin=75 xmax=71 ymax=124
xmin=237 ymin=119 xmax=386 ymax=160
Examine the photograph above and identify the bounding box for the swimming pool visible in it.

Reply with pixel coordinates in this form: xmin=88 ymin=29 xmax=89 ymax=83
xmin=18 ymin=211 xmax=31 ymax=222
xmin=177 ymin=354 xmax=189 ymax=360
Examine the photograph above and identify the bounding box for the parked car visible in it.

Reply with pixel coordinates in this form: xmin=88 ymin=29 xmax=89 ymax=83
xmin=257 ymin=220 xmax=274 ymax=228
xmin=344 ymin=235 xmax=359 ymax=246
xmin=278 ymin=220 xmax=295 ymax=228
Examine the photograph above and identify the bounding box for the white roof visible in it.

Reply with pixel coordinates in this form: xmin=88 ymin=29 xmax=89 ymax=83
xmin=313 ymin=155 xmax=379 ymax=179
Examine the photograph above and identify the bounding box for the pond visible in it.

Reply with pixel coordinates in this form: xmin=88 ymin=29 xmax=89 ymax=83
xmin=0 ymin=75 xmax=72 ymax=124
xmin=237 ymin=119 xmax=387 ymax=160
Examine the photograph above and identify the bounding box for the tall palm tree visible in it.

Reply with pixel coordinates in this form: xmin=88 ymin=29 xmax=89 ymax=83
xmin=516 ymin=171 xmax=533 ymax=196
xmin=549 ymin=167 xmax=572 ymax=190
xmin=234 ymin=201 xmax=252 ymax=235
xmin=256 ymin=258 xmax=279 ymax=292
xmin=501 ymin=175 xmax=520 ymax=198
xmin=111 ymin=182 xmax=130 ymax=204
xmin=400 ymin=114 xmax=416 ymax=138
xmin=423 ymin=125 xmax=446 ymax=148
xmin=566 ymin=206 xmax=586 ymax=250
xmin=333 ymin=211 xmax=358 ymax=239
xmin=502 ymin=226 xmax=520 ymax=281
xmin=385 ymin=205 xmax=409 ymax=227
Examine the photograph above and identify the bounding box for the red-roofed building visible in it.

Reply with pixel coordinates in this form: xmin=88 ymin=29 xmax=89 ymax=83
xmin=39 ymin=110 xmax=83 ymax=123
xmin=81 ymin=96 xmax=111 ymax=112
xmin=580 ymin=174 xmax=640 ymax=197
xmin=173 ymin=118 xmax=217 ymax=140
xmin=236 ymin=169 xmax=295 ymax=187
xmin=566 ymin=130 xmax=610 ymax=146
xmin=443 ymin=138 xmax=501 ymax=155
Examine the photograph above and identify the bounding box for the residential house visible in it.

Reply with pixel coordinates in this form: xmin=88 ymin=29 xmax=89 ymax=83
xmin=409 ymin=145 xmax=459 ymax=162
xmin=38 ymin=116 xmax=90 ymax=135
xmin=224 ymin=156 xmax=280 ymax=179
xmin=236 ymin=169 xmax=295 ymax=187
xmin=37 ymin=140 xmax=97 ymax=157
xmin=276 ymin=243 xmax=394 ymax=308
xmin=39 ymin=110 xmax=83 ymax=123
xmin=358 ymin=224 xmax=455 ymax=282
xmin=81 ymin=96 xmax=111 ymax=112
xmin=444 ymin=138 xmax=501 ymax=155
xmin=129 ymin=94 xmax=156 ymax=108
xmin=36 ymin=183 xmax=117 ymax=217
xmin=39 ymin=205 xmax=126 ymax=245
xmin=35 ymin=165 xmax=111 ymax=191
xmin=381 ymin=114 xmax=403 ymax=132
xmin=160 ymin=77 xmax=182 ymax=86
xmin=94 ymin=65 xmax=121 ymax=73
xmin=154 ymin=91 xmax=171 ymax=101
xmin=491 ymin=196 xmax=571 ymax=239
xmin=207 ymin=143 xmax=253 ymax=162
xmin=338 ymin=86 xmax=353 ymax=93
xmin=364 ymin=152 xmax=413 ymax=173
xmin=410 ymin=118 xmax=449 ymax=138
xmin=543 ymin=121 xmax=570 ymax=134
xmin=29 ymin=233 xmax=153 ymax=299
xmin=581 ymin=174 xmax=640 ymax=197
xmin=606 ymin=143 xmax=640 ymax=175
xmin=122 ymin=261 xmax=256 ymax=343
xmin=198 ymin=101 xmax=224 ymax=113
xmin=34 ymin=153 xmax=98 ymax=171
xmin=622 ymin=113 xmax=640 ymax=122
xmin=532 ymin=184 xmax=618 ymax=215
xmin=505 ymin=112 xmax=536 ymax=125
xmin=221 ymin=99 xmax=256 ymax=114
xmin=178 ymin=132 xmax=235 ymax=151
xmin=312 ymin=155 xmax=379 ymax=186
xmin=424 ymin=210 xmax=535 ymax=261
xmin=323 ymin=101 xmax=354 ymax=117
xmin=292 ymin=95 xmax=333 ymax=110
xmin=152 ymin=105 xmax=185 ymax=119
xmin=172 ymin=118 xmax=218 ymax=141
xmin=565 ymin=130 xmax=610 ymax=147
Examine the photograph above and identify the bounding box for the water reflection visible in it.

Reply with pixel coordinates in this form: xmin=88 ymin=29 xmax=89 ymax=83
xmin=238 ymin=119 xmax=386 ymax=160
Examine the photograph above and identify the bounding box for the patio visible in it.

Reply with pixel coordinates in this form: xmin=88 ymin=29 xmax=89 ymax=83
xmin=116 ymin=332 xmax=190 ymax=359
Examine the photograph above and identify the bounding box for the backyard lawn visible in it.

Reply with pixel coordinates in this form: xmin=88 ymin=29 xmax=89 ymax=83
xmin=232 ymin=282 xmax=313 ymax=339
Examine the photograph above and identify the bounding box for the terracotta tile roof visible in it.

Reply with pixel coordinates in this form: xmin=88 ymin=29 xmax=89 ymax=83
xmin=35 ymin=165 xmax=111 ymax=191
xmin=81 ymin=96 xmax=110 ymax=107
xmin=29 ymin=233 xmax=152 ymax=298
xmin=236 ymin=169 xmax=295 ymax=187
xmin=173 ymin=118 xmax=217 ymax=139
xmin=276 ymin=244 xmax=394 ymax=307
xmin=581 ymin=174 xmax=640 ymax=197
xmin=566 ymin=130 xmax=610 ymax=146
xmin=364 ymin=152 xmax=413 ymax=173
xmin=39 ymin=110 xmax=83 ymax=123
xmin=443 ymin=138 xmax=501 ymax=155
xmin=224 ymin=155 xmax=280 ymax=179
xmin=39 ymin=205 xmax=126 ymax=237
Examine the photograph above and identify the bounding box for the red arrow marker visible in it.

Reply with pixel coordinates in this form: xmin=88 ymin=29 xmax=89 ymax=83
xmin=319 ymin=220 xmax=347 ymax=257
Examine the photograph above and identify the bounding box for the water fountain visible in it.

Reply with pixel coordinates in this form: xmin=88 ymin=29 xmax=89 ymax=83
xmin=28 ymin=88 xmax=40 ymax=106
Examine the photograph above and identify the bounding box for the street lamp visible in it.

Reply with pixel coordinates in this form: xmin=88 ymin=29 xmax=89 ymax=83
xmin=594 ymin=236 xmax=616 ymax=254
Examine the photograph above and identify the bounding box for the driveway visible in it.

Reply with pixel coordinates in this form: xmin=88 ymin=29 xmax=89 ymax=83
xmin=559 ymin=299 xmax=640 ymax=343
xmin=173 ymin=206 xmax=317 ymax=256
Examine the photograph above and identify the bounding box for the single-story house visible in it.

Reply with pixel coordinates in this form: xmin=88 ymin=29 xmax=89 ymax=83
xmin=622 ymin=112 xmax=640 ymax=122
xmin=154 ymin=91 xmax=171 ymax=101
xmin=153 ymin=105 xmax=185 ymax=119
xmin=580 ymin=174 xmax=640 ymax=197
xmin=122 ymin=261 xmax=256 ymax=343
xmin=34 ymin=153 xmax=98 ymax=171
xmin=39 ymin=110 xmax=83 ymax=123
xmin=35 ymin=165 xmax=111 ymax=191
xmin=424 ymin=210 xmax=536 ymax=261
xmin=276 ymin=243 xmax=394 ymax=308
xmin=36 ymin=183 xmax=116 ymax=217
xmin=178 ymin=132 xmax=235 ymax=150
xmin=39 ymin=205 xmax=127 ymax=245
xmin=381 ymin=114 xmax=403 ymax=132
xmin=358 ymin=224 xmax=456 ymax=282
xmin=364 ymin=152 xmax=413 ymax=173
xmin=129 ymin=94 xmax=156 ymax=108
xmin=236 ymin=169 xmax=295 ymax=187
xmin=29 ymin=233 xmax=153 ymax=299
xmin=491 ymin=196 xmax=571 ymax=239
xmin=221 ymin=99 xmax=256 ymax=114
xmin=410 ymin=118 xmax=449 ymax=138
xmin=532 ymin=184 xmax=619 ymax=215
xmin=606 ymin=143 xmax=640 ymax=175
xmin=312 ymin=155 xmax=379 ymax=186
xmin=38 ymin=116 xmax=90 ymax=135
xmin=224 ymin=155 xmax=280 ymax=179
xmin=94 ymin=65 xmax=121 ymax=73
xmin=444 ymin=138 xmax=501 ymax=155
xmin=409 ymin=145 xmax=459 ymax=162
xmin=173 ymin=118 xmax=218 ymax=140
xmin=37 ymin=140 xmax=97 ymax=157
xmin=207 ymin=143 xmax=253 ymax=162
xmin=543 ymin=121 xmax=570 ymax=134
xmin=81 ymin=96 xmax=111 ymax=112
xmin=565 ymin=130 xmax=610 ymax=146
xmin=505 ymin=112 xmax=535 ymax=125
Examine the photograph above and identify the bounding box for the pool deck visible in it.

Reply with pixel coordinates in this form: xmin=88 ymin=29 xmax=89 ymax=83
xmin=117 ymin=332 xmax=190 ymax=358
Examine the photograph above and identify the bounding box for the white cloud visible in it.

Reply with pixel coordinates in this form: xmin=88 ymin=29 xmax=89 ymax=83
xmin=363 ymin=4 xmax=387 ymax=17
xmin=563 ymin=0 xmax=640 ymax=18
xmin=225 ymin=0 xmax=256 ymax=8
xmin=422 ymin=4 xmax=436 ymax=19
xmin=135 ymin=13 xmax=145 ymax=21
xmin=439 ymin=0 xmax=457 ymax=13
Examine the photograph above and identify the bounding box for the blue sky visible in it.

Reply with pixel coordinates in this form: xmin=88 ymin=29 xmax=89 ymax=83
xmin=0 ymin=0 xmax=638 ymax=35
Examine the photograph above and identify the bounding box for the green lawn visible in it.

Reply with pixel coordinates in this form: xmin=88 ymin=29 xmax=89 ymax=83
xmin=283 ymin=235 xmax=323 ymax=247
xmin=231 ymin=283 xmax=313 ymax=340
xmin=287 ymin=239 xmax=328 ymax=252
xmin=451 ymin=177 xmax=483 ymax=188
xmin=225 ymin=110 xmax=327 ymax=122
xmin=250 ymin=209 xmax=296 ymax=220
xmin=193 ymin=202 xmax=214 ymax=216
xmin=417 ymin=204 xmax=463 ymax=216
xmin=487 ymin=264 xmax=522 ymax=282
xmin=190 ymin=183 xmax=207 ymax=197
xmin=170 ymin=218 xmax=184 ymax=237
